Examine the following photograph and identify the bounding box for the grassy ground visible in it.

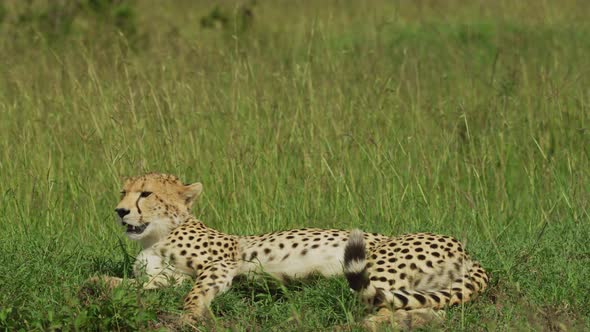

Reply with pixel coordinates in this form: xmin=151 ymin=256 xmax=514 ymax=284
xmin=1 ymin=0 xmax=589 ymax=330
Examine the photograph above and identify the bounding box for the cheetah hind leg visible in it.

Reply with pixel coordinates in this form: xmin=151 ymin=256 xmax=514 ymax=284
xmin=363 ymin=307 xmax=446 ymax=331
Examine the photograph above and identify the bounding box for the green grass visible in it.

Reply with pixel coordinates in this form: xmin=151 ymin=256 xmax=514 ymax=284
xmin=1 ymin=0 xmax=590 ymax=330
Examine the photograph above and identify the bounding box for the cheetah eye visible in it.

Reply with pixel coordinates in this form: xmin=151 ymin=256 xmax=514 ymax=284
xmin=140 ymin=191 xmax=152 ymax=198
xmin=120 ymin=191 xmax=126 ymax=197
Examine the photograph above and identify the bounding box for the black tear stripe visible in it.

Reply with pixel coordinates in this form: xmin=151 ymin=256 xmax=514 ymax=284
xmin=135 ymin=195 xmax=142 ymax=215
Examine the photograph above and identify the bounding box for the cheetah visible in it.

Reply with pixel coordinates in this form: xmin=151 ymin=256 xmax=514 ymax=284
xmin=90 ymin=173 xmax=389 ymax=322
xmin=343 ymin=229 xmax=489 ymax=330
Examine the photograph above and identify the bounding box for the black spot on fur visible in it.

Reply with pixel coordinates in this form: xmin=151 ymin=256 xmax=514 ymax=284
xmin=249 ymin=251 xmax=258 ymax=261
xmin=394 ymin=292 xmax=409 ymax=307
xmin=373 ymin=289 xmax=386 ymax=306
xmin=413 ymin=293 xmax=427 ymax=305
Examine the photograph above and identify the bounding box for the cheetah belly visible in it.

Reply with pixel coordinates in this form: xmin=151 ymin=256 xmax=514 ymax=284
xmin=240 ymin=245 xmax=346 ymax=279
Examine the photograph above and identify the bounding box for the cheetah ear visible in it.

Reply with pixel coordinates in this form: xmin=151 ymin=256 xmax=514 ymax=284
xmin=182 ymin=182 xmax=203 ymax=208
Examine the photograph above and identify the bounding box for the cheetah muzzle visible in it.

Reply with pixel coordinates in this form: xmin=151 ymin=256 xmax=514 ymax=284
xmin=122 ymin=221 xmax=149 ymax=234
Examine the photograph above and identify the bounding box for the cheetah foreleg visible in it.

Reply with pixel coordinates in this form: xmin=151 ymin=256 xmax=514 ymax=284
xmin=181 ymin=260 xmax=240 ymax=321
xmin=142 ymin=271 xmax=191 ymax=289
xmin=86 ymin=269 xmax=190 ymax=291
xmin=86 ymin=275 xmax=124 ymax=290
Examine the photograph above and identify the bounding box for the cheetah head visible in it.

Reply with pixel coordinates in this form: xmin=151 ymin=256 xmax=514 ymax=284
xmin=115 ymin=173 xmax=203 ymax=248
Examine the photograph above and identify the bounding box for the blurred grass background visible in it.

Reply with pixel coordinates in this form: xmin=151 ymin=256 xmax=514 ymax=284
xmin=0 ymin=0 xmax=589 ymax=330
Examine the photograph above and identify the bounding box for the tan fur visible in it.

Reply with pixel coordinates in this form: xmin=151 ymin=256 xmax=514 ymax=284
xmin=91 ymin=173 xmax=488 ymax=327
xmin=90 ymin=173 xmax=388 ymax=322
xmin=344 ymin=230 xmax=489 ymax=329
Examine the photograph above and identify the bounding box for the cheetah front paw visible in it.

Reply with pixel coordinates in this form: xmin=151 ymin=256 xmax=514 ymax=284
xmin=175 ymin=305 xmax=216 ymax=330
xmin=78 ymin=276 xmax=122 ymax=304
xmin=84 ymin=275 xmax=123 ymax=291
xmin=176 ymin=313 xmax=209 ymax=329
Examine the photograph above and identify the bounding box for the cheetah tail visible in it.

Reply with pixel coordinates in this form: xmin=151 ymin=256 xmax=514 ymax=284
xmin=344 ymin=229 xmax=371 ymax=291
xmin=344 ymin=230 xmax=386 ymax=304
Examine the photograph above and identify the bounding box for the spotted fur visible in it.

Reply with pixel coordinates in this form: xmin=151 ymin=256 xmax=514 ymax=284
xmin=344 ymin=229 xmax=489 ymax=329
xmin=92 ymin=173 xmax=389 ymax=322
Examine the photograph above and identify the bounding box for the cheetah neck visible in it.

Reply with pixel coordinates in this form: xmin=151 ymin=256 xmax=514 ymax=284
xmin=139 ymin=214 xmax=200 ymax=249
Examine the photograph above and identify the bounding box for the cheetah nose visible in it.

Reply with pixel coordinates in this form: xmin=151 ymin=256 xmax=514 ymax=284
xmin=115 ymin=208 xmax=130 ymax=218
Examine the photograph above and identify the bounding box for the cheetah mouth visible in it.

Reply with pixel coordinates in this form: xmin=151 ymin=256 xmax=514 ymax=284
xmin=122 ymin=222 xmax=149 ymax=234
